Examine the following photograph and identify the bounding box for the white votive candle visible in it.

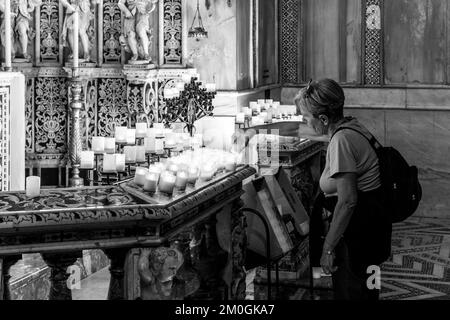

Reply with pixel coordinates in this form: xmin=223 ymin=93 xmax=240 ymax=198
xmin=105 ymin=137 xmax=116 ymax=154
xmin=236 ymin=113 xmax=245 ymax=124
xmin=144 ymin=136 xmax=156 ymax=152
xmin=155 ymin=139 xmax=165 ymax=154
xmin=134 ymin=167 xmax=148 ymax=186
xmin=127 ymin=129 xmax=136 ymax=145
xmin=115 ymin=126 xmax=127 ymax=144
xmin=136 ymin=123 xmax=147 ymax=138
xmin=124 ymin=146 xmax=137 ymax=163
xmin=175 ymin=171 xmax=188 ymax=191
xmin=187 ymin=167 xmax=199 ymax=184
xmin=115 ymin=154 xmax=126 ymax=172
xmin=26 ymin=176 xmax=41 ymax=198
xmin=92 ymin=137 xmax=105 ymax=153
xmin=143 ymin=172 xmax=159 ymax=192
xmin=165 ymin=139 xmax=176 ymax=149
xmin=80 ymin=151 xmax=95 ymax=169
xmin=225 ymin=160 xmax=237 ymax=172
xmin=200 ymin=166 xmax=215 ymax=181
xmin=103 ymin=154 xmax=116 ymax=172
xmin=158 ymin=172 xmax=176 ymax=195
xmin=243 ymin=107 xmax=252 ymax=117
xmin=167 ymin=164 xmax=179 ymax=175
xmin=136 ymin=146 xmax=146 ymax=163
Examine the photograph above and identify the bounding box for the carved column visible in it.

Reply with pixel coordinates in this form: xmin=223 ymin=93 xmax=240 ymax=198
xmin=104 ymin=248 xmax=129 ymax=300
xmin=42 ymin=252 xmax=81 ymax=300
xmin=69 ymin=78 xmax=84 ymax=187
xmin=0 ymin=255 xmax=21 ymax=300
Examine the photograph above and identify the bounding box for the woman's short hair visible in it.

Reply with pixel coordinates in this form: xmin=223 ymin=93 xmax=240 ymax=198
xmin=294 ymin=78 xmax=345 ymax=122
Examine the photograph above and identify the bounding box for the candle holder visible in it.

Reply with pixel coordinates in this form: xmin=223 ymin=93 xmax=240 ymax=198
xmin=69 ymin=78 xmax=84 ymax=187
xmin=161 ymin=77 xmax=217 ymax=137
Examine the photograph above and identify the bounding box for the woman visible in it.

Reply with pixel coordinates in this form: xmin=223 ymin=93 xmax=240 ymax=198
xmin=234 ymin=79 xmax=391 ymax=300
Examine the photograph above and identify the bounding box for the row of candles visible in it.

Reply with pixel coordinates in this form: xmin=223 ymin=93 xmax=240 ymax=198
xmin=131 ymin=149 xmax=241 ymax=195
xmin=79 ymin=123 xmax=204 ymax=171
xmin=235 ymin=99 xmax=299 ymax=126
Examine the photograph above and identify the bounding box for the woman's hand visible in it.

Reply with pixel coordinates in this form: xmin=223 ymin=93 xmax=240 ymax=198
xmin=320 ymin=251 xmax=338 ymax=275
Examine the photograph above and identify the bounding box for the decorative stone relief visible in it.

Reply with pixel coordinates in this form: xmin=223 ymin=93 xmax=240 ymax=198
xmin=162 ymin=0 xmax=182 ymax=65
xmin=280 ymin=0 xmax=301 ymax=84
xmin=103 ymin=0 xmax=122 ymax=64
xmin=39 ymin=0 xmax=60 ymax=63
xmin=34 ymin=77 xmax=68 ymax=153
xmin=0 ymin=87 xmax=10 ymax=191
xmin=97 ymin=78 xmax=128 ymax=137
xmin=25 ymin=78 xmax=35 ymax=154
xmin=364 ymin=0 xmax=383 ymax=85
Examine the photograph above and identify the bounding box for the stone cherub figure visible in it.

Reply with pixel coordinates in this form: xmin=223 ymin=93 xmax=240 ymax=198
xmin=137 ymin=247 xmax=200 ymax=300
xmin=118 ymin=0 xmax=158 ymax=63
xmin=60 ymin=0 xmax=98 ymax=62
xmin=0 ymin=0 xmax=41 ymax=62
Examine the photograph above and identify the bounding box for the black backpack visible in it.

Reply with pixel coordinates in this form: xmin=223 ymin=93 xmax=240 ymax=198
xmin=332 ymin=127 xmax=422 ymax=223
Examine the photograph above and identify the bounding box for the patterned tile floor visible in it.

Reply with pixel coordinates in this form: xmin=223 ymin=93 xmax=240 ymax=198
xmin=380 ymin=217 xmax=450 ymax=300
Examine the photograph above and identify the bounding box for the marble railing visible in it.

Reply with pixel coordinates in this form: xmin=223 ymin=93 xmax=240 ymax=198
xmin=0 ymin=165 xmax=256 ymax=300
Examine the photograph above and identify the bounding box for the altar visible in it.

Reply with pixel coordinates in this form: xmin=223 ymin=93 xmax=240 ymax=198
xmin=0 ymin=164 xmax=256 ymax=300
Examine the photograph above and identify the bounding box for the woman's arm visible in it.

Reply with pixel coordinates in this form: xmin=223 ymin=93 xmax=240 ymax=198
xmin=321 ymin=172 xmax=358 ymax=274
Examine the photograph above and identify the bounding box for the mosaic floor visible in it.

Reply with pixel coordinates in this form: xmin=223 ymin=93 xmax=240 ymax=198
xmin=380 ymin=217 xmax=450 ymax=300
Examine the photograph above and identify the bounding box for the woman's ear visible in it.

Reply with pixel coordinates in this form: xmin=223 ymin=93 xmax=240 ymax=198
xmin=318 ymin=114 xmax=329 ymax=126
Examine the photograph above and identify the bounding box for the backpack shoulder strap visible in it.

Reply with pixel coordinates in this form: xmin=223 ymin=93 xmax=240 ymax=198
xmin=331 ymin=126 xmax=382 ymax=153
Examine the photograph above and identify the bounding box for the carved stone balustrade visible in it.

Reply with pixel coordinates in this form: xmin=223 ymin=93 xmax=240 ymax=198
xmin=0 ymin=165 xmax=256 ymax=300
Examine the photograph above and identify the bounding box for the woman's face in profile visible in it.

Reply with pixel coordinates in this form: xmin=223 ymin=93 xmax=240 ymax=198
xmin=299 ymin=104 xmax=323 ymax=135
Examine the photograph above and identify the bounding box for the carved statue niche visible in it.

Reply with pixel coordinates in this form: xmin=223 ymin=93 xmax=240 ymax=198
xmin=60 ymin=0 xmax=98 ymax=63
xmin=137 ymin=247 xmax=200 ymax=300
xmin=118 ymin=0 xmax=158 ymax=64
xmin=0 ymin=0 xmax=41 ymax=62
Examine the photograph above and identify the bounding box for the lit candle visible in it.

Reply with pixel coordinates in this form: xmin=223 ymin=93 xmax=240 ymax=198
xmin=265 ymin=99 xmax=274 ymax=106
xmin=115 ymin=154 xmax=126 ymax=172
xmin=155 ymin=139 xmax=165 ymax=154
xmin=105 ymin=137 xmax=116 ymax=154
xmin=158 ymin=172 xmax=176 ymax=195
xmin=225 ymin=159 xmax=237 ymax=172
xmin=176 ymin=82 xmax=185 ymax=91
xmin=236 ymin=113 xmax=245 ymax=124
xmin=115 ymin=126 xmax=127 ymax=144
xmin=144 ymin=136 xmax=156 ymax=153
xmin=242 ymin=107 xmax=252 ymax=117
xmin=273 ymin=101 xmax=280 ymax=109
xmin=167 ymin=164 xmax=179 ymax=175
xmin=165 ymin=139 xmax=176 ymax=149
xmin=134 ymin=167 xmax=148 ymax=186
xmin=92 ymin=137 xmax=105 ymax=153
xmin=4 ymin=0 xmax=11 ymax=70
xmin=143 ymin=172 xmax=159 ymax=193
xmin=136 ymin=146 xmax=146 ymax=163
xmin=187 ymin=166 xmax=199 ymax=185
xmin=200 ymin=165 xmax=215 ymax=181
xmin=26 ymin=176 xmax=40 ymax=198
xmin=73 ymin=9 xmax=79 ymax=69
xmin=149 ymin=165 xmax=163 ymax=180
xmin=103 ymin=154 xmax=116 ymax=172
xmin=80 ymin=151 xmax=95 ymax=169
xmin=136 ymin=123 xmax=147 ymax=138
xmin=175 ymin=171 xmax=188 ymax=191
xmin=124 ymin=146 xmax=137 ymax=163
xmin=127 ymin=129 xmax=136 ymax=145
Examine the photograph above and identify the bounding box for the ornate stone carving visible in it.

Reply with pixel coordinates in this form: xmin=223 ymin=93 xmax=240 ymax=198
xmin=42 ymin=252 xmax=81 ymax=300
xmin=162 ymin=0 xmax=182 ymax=65
xmin=103 ymin=0 xmax=122 ymax=64
xmin=0 ymin=0 xmax=41 ymax=62
xmin=39 ymin=0 xmax=59 ymax=63
xmin=137 ymin=246 xmax=200 ymax=300
xmin=363 ymin=0 xmax=383 ymax=85
xmin=0 ymin=87 xmax=11 ymax=191
xmin=34 ymin=77 xmax=68 ymax=153
xmin=25 ymin=77 xmax=35 ymax=154
xmin=126 ymin=80 xmax=157 ymax=126
xmin=118 ymin=0 xmax=158 ymax=64
xmin=230 ymin=200 xmax=246 ymax=300
xmin=97 ymin=78 xmax=128 ymax=137
xmin=61 ymin=0 xmax=99 ymax=62
xmin=280 ymin=0 xmax=301 ymax=84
